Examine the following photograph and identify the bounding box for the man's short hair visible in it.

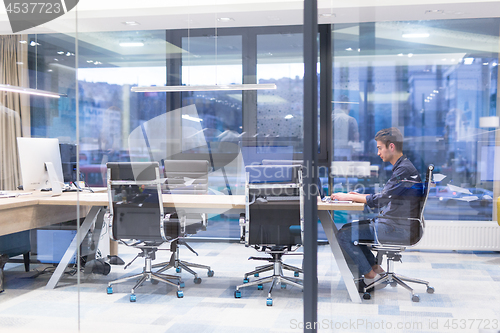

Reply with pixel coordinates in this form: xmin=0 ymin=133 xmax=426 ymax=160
xmin=374 ymin=127 xmax=403 ymax=152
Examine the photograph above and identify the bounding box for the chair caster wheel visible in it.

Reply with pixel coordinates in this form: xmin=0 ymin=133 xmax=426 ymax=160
xmin=176 ymin=267 xmax=181 ymax=273
xmin=254 ymin=273 xmax=259 ymax=277
xmin=294 ymin=271 xmax=300 ymax=277
xmin=107 ymin=287 xmax=113 ymax=294
xmin=178 ymin=281 xmax=185 ymax=288
xmin=207 ymin=270 xmax=214 ymax=277
xmin=177 ymin=290 xmax=184 ymax=298
xmin=194 ymin=277 xmax=202 ymax=284
xmin=412 ymin=294 xmax=420 ymax=302
xmin=363 ymin=292 xmax=371 ymax=300
xmin=426 ymin=286 xmax=435 ymax=294
xmin=234 ymin=290 xmax=241 ymax=298
xmin=390 ymin=281 xmax=397 ymax=287
xmin=130 ymin=294 xmax=136 ymax=302
xmin=151 ymin=279 xmax=159 ymax=285
xmin=266 ymin=298 xmax=273 ymax=306
xmin=243 ymin=278 xmax=249 ymax=283
xmin=257 ymin=284 xmax=263 ymax=290
xmin=281 ymin=283 xmax=286 ymax=289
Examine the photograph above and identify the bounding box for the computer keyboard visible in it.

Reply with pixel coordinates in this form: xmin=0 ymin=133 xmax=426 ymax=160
xmin=266 ymin=195 xmax=301 ymax=201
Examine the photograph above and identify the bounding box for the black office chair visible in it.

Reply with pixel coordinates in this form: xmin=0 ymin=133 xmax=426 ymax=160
xmin=358 ymin=164 xmax=435 ymax=302
xmin=234 ymin=164 xmax=304 ymax=306
xmin=104 ymin=162 xmax=184 ymax=302
xmin=152 ymin=160 xmax=214 ymax=284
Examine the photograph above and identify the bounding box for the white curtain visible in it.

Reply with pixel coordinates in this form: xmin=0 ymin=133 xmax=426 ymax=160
xmin=0 ymin=35 xmax=30 ymax=190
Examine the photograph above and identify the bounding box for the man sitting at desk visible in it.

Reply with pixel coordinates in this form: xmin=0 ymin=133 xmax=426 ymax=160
xmin=330 ymin=127 xmax=422 ymax=291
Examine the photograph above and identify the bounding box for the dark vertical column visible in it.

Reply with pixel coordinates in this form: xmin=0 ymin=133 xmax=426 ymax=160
xmin=303 ymin=1 xmax=318 ymax=332
xmin=359 ymin=23 xmax=375 ymax=153
xmin=165 ymin=30 xmax=182 ymax=112
xmin=242 ymin=30 xmax=258 ymax=136
xmin=319 ymin=24 xmax=332 ymax=183
xmin=319 ymin=24 xmax=332 ymax=160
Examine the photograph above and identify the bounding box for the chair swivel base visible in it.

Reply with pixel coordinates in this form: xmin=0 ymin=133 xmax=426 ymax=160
xmin=153 ymin=245 xmax=214 ymax=283
xmin=234 ymin=257 xmax=303 ymax=306
xmin=106 ymin=249 xmax=184 ymax=301
xmin=362 ymin=272 xmax=434 ymax=302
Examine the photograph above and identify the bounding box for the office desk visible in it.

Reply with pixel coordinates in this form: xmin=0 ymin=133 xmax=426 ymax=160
xmin=317 ymin=203 xmax=364 ymax=303
xmin=0 ymin=194 xmax=89 ymax=237
xmin=1 ymin=192 xmax=364 ymax=302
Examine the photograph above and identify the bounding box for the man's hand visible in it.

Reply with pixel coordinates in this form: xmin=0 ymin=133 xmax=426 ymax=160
xmin=330 ymin=192 xmax=354 ymax=201
xmin=331 ymin=192 xmax=368 ymax=204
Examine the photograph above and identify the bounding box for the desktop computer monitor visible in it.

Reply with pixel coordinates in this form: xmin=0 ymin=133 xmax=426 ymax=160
xmin=59 ymin=143 xmax=77 ymax=183
xmin=17 ymin=137 xmax=64 ymax=195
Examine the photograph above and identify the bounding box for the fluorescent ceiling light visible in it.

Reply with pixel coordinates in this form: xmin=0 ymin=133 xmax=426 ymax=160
xmin=131 ymin=84 xmax=277 ymax=93
xmin=119 ymin=42 xmax=144 ymax=47
xmin=0 ymin=84 xmax=66 ymax=98
xmin=332 ymin=100 xmax=359 ymax=104
xmin=402 ymin=33 xmax=430 ymax=38
xmin=284 ymin=114 xmax=294 ymax=119
xmin=182 ymin=114 xmax=203 ymax=122
xmin=463 ymin=57 xmax=474 ymax=65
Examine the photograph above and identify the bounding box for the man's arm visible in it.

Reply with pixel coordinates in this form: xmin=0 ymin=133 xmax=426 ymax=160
xmin=331 ymin=192 xmax=368 ymax=203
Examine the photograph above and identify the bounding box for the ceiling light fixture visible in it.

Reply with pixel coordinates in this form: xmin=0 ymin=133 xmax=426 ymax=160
xmin=132 ymin=84 xmax=277 ymax=93
xmin=463 ymin=57 xmax=474 ymax=65
xmin=402 ymin=33 xmax=430 ymax=38
xmin=182 ymin=114 xmax=203 ymax=122
xmin=57 ymin=51 xmax=64 ymax=54
xmin=119 ymin=41 xmax=144 ymax=47
xmin=0 ymin=84 xmax=66 ymax=98
xmin=425 ymin=9 xmax=444 ymax=14
xmin=285 ymin=114 xmax=294 ymax=119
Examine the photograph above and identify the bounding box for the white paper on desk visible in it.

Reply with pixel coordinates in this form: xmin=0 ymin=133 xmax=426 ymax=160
xmin=0 ymin=191 xmax=20 ymax=198
xmin=208 ymin=188 xmax=226 ymax=195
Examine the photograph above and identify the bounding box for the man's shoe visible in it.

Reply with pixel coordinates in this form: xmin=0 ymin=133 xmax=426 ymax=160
xmin=357 ymin=279 xmax=374 ymax=293
xmin=363 ymin=274 xmax=388 ymax=290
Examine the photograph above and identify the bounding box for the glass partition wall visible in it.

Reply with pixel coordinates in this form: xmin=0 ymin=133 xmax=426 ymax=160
xmin=0 ymin=5 xmax=80 ymax=332
xmin=327 ymin=18 xmax=500 ymax=329
xmin=331 ymin=19 xmax=500 ymax=223
xmin=2 ymin=2 xmax=500 ymax=332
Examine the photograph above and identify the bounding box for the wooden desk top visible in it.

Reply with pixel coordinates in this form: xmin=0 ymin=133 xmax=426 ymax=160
xmin=1 ymin=191 xmax=364 ymax=211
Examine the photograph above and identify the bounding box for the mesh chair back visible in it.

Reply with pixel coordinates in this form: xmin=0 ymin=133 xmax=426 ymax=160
xmin=244 ymin=164 xmax=303 ymax=247
xmin=107 ymin=162 xmax=177 ymax=243
xmin=378 ymin=164 xmax=434 ymax=246
xmin=163 ymin=160 xmax=209 ymax=194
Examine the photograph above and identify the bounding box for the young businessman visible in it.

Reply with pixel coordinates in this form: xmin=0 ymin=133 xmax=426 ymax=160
xmin=331 ymin=127 xmax=422 ymax=289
